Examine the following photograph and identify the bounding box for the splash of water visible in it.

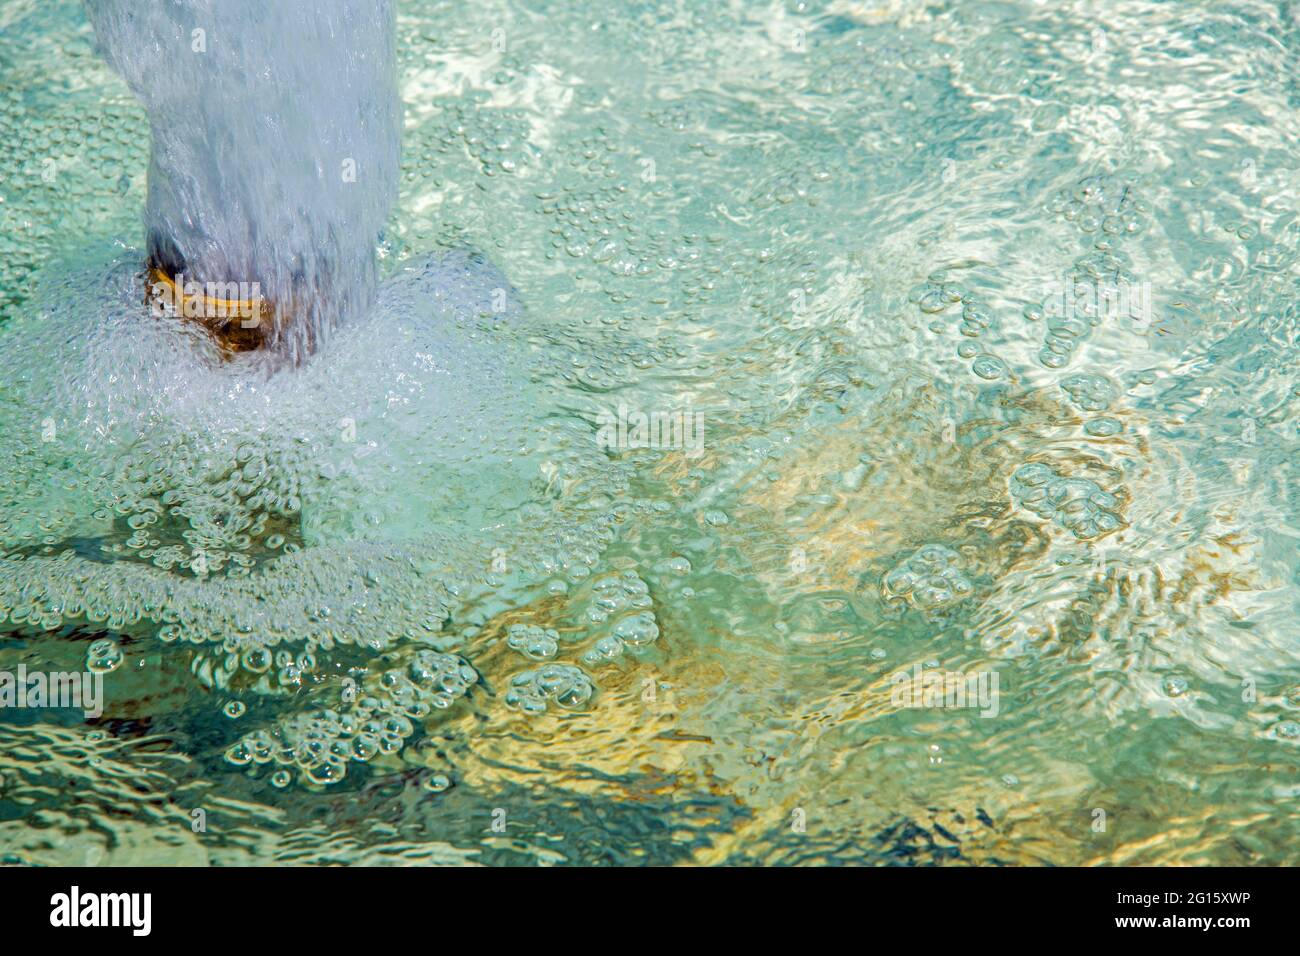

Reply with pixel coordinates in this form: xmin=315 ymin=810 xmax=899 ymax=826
xmin=0 ymin=2 xmax=633 ymax=791
xmin=85 ymin=0 xmax=401 ymax=362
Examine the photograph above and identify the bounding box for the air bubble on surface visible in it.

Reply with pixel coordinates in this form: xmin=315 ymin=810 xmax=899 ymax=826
xmin=1084 ymin=417 xmax=1123 ymax=437
xmin=971 ymin=354 xmax=1007 ymax=380
xmin=1009 ymin=463 xmax=1123 ymax=539
xmin=506 ymin=624 xmax=560 ymax=660
xmin=581 ymin=635 xmax=627 ymax=667
xmin=86 ymin=639 xmax=123 ymax=674
xmin=575 ymin=571 xmax=661 ymax=665
xmin=584 ymin=571 xmax=654 ymax=624
xmin=225 ymin=650 xmax=477 ymax=786
xmin=611 ymin=611 xmax=660 ymax=646
xmin=505 ymin=664 xmax=595 ymax=714
xmin=1061 ymin=373 xmax=1119 ymax=412
xmin=882 ymin=544 xmax=973 ymax=611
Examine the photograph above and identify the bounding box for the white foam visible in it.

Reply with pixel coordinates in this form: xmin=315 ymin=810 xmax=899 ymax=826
xmin=0 ymin=250 xmax=624 ymax=652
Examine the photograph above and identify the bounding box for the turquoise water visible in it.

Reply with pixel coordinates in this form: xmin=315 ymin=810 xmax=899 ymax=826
xmin=0 ymin=0 xmax=1298 ymax=865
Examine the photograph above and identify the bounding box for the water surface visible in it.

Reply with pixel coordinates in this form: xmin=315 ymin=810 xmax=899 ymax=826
xmin=0 ymin=0 xmax=1298 ymax=865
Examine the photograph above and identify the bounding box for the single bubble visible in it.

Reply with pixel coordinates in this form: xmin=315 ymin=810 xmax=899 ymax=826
xmin=971 ymin=354 xmax=1007 ymax=380
xmin=86 ymin=638 xmax=123 ymax=673
xmin=1084 ymin=417 xmax=1123 ymax=437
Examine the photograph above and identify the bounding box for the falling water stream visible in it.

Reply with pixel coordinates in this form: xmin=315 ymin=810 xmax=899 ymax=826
xmin=0 ymin=0 xmax=1297 ymax=865
xmin=87 ymin=0 xmax=401 ymax=362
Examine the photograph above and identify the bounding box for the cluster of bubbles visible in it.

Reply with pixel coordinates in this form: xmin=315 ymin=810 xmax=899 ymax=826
xmin=577 ymin=571 xmax=661 ymax=666
xmin=1042 ymin=249 xmax=1142 ymax=369
xmin=505 ymin=664 xmax=595 ymax=715
xmin=0 ymin=239 xmax=634 ymax=787
xmin=408 ymin=101 xmax=535 ymax=182
xmin=582 ymin=612 xmax=661 ymax=667
xmin=1049 ymin=175 xmax=1147 ymax=240
xmin=531 ymin=151 xmax=735 ymax=324
xmin=225 ymin=650 xmax=478 ymax=786
xmin=506 ymin=623 xmax=561 ymax=661
xmin=0 ymin=72 xmax=147 ymax=324
xmin=96 ymin=438 xmax=308 ymax=580
xmin=499 ymin=569 xmax=666 ymax=676
xmin=881 ymin=544 xmax=974 ymax=612
xmin=1060 ymin=372 xmax=1119 ymax=411
xmin=537 ymin=180 xmax=672 ymax=284
xmin=1032 ymin=176 xmax=1151 ymax=369
xmin=584 ymin=571 xmax=654 ymax=623
xmin=908 ymin=278 xmax=1008 ymax=381
xmin=378 ymin=650 xmax=479 ymax=713
xmin=1060 ymin=372 xmax=1125 ymax=436
xmin=195 ymin=642 xmax=321 ymax=695
xmin=1009 ymin=462 xmax=1123 ymax=539
xmin=746 ymin=168 xmax=829 ymax=211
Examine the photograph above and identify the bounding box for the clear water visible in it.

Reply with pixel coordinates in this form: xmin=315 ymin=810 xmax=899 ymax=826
xmin=0 ymin=0 xmax=1298 ymax=865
